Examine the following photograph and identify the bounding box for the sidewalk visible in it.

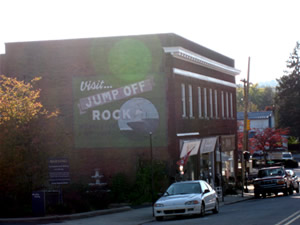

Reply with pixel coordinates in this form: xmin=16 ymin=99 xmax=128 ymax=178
xmin=0 ymin=188 xmax=254 ymax=225
xmin=221 ymin=189 xmax=254 ymax=206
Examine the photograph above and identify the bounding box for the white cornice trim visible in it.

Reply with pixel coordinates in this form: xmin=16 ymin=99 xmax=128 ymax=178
xmin=163 ymin=47 xmax=240 ymax=76
xmin=173 ymin=68 xmax=236 ymax=88
xmin=177 ymin=132 xmax=200 ymax=137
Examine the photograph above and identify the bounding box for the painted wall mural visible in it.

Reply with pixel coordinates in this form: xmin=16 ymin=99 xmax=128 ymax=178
xmin=73 ymin=37 xmax=167 ymax=148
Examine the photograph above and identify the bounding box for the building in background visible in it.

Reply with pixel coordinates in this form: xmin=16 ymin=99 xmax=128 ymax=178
xmin=0 ymin=33 xmax=240 ymax=186
xmin=237 ymin=111 xmax=275 ymax=137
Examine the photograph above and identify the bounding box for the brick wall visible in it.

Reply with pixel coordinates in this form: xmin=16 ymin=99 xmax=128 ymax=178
xmin=2 ymin=33 xmax=238 ymax=184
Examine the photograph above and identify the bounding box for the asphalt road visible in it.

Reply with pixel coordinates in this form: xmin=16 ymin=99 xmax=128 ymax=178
xmin=144 ymin=193 xmax=300 ymax=225
xmin=145 ymin=167 xmax=300 ymax=225
xmin=2 ymin=193 xmax=298 ymax=225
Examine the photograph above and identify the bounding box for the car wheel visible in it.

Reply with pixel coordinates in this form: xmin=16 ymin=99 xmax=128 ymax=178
xmin=296 ymin=185 xmax=299 ymax=193
xmin=200 ymin=202 xmax=205 ymax=217
xmin=213 ymin=199 xmax=219 ymax=214
xmin=156 ymin=216 xmax=163 ymax=221
xmin=254 ymin=191 xmax=260 ymax=199
xmin=284 ymin=188 xmax=288 ymax=196
xmin=262 ymin=192 xmax=266 ymax=198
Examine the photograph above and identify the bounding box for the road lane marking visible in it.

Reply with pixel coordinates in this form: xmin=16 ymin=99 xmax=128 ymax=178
xmin=274 ymin=210 xmax=300 ymax=225
xmin=284 ymin=214 xmax=300 ymax=225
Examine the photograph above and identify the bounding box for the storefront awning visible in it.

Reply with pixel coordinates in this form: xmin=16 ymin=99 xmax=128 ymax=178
xmin=200 ymin=137 xmax=218 ymax=154
xmin=180 ymin=140 xmax=201 ymax=158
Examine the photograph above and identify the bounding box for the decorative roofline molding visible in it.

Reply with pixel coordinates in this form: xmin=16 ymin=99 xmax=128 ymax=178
xmin=177 ymin=132 xmax=200 ymax=137
xmin=163 ymin=47 xmax=240 ymax=76
xmin=173 ymin=68 xmax=236 ymax=88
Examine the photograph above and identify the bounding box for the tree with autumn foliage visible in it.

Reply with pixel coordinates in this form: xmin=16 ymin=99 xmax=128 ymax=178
xmin=249 ymin=127 xmax=289 ymax=164
xmin=0 ymin=75 xmax=69 ymax=217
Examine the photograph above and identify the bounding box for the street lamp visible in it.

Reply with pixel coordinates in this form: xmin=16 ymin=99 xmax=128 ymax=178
xmin=149 ymin=132 xmax=154 ymax=216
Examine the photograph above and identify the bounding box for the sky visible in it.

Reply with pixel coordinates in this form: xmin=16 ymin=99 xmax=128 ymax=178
xmin=1 ymin=0 xmax=299 ymax=84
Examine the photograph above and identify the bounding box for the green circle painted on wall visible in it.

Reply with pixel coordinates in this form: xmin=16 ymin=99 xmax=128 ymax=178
xmin=108 ymin=39 xmax=152 ymax=81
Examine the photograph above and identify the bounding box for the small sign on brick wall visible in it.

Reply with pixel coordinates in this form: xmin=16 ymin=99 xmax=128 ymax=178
xmin=48 ymin=158 xmax=70 ymax=185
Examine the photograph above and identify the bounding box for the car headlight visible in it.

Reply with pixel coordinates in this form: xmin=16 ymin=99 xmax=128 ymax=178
xmin=277 ymin=179 xmax=285 ymax=185
xmin=154 ymin=203 xmax=164 ymax=207
xmin=185 ymin=200 xmax=200 ymax=205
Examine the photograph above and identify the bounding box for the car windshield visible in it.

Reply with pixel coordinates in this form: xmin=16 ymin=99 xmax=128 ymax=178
xmin=282 ymin=153 xmax=292 ymax=158
xmin=286 ymin=170 xmax=294 ymax=176
xmin=165 ymin=183 xmax=201 ymax=195
xmin=258 ymin=168 xmax=284 ymax=178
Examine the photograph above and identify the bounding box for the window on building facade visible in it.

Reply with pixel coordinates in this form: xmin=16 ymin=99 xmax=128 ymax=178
xmin=204 ymin=88 xmax=208 ymax=118
xmin=209 ymin=88 xmax=213 ymax=118
xmin=230 ymin=93 xmax=233 ymax=119
xmin=198 ymin=87 xmax=202 ymax=118
xmin=181 ymin=83 xmax=186 ymax=117
xmin=189 ymin=85 xmax=193 ymax=118
xmin=226 ymin=92 xmax=229 ymax=119
xmin=221 ymin=91 xmax=224 ymax=118
xmin=215 ymin=89 xmax=218 ymax=118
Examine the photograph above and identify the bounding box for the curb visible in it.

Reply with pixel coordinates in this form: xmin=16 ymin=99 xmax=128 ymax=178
xmin=0 ymin=206 xmax=131 ymax=223
xmin=223 ymin=197 xmax=254 ymax=205
xmin=0 ymin=195 xmax=255 ymax=223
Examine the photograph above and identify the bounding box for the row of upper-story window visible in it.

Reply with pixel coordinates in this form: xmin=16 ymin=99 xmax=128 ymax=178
xmin=181 ymin=83 xmax=235 ymax=120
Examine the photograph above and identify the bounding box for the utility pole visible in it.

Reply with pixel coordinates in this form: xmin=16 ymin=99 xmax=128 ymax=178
xmin=241 ymin=57 xmax=250 ymax=152
xmin=240 ymin=57 xmax=251 ymax=194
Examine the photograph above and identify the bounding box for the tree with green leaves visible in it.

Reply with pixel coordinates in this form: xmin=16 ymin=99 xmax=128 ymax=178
xmin=260 ymin=86 xmax=275 ymax=110
xmin=236 ymin=86 xmax=245 ymax=112
xmin=276 ymin=42 xmax=300 ymax=138
xmin=236 ymin=84 xmax=275 ymax=112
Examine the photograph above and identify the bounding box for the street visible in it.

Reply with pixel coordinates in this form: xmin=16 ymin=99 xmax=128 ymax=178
xmin=1 ymin=192 xmax=299 ymax=225
xmin=145 ymin=167 xmax=300 ymax=225
xmin=144 ymin=194 xmax=300 ymax=225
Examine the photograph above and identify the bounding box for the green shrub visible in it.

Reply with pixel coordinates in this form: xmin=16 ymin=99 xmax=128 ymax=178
xmin=61 ymin=183 xmax=91 ymax=213
xmin=110 ymin=173 xmax=131 ymax=203
xmin=85 ymin=186 xmax=110 ymax=210
xmin=129 ymin=160 xmax=169 ymax=205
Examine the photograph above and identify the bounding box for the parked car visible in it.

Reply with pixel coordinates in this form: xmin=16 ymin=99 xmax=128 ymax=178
xmin=253 ymin=166 xmax=293 ymax=198
xmin=252 ymin=151 xmax=266 ymax=160
xmin=154 ymin=180 xmax=219 ymax=221
xmin=285 ymin=169 xmax=299 ymax=193
xmin=282 ymin=152 xmax=293 ymax=160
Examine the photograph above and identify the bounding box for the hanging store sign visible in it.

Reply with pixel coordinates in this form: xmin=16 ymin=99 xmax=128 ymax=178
xmin=221 ymin=135 xmax=235 ymax=151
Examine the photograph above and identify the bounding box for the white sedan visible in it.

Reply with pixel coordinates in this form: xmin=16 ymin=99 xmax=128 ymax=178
xmin=154 ymin=180 xmax=219 ymax=221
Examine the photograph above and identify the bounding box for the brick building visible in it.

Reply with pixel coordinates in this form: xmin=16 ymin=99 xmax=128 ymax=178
xmin=0 ymin=33 xmax=240 ymax=186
